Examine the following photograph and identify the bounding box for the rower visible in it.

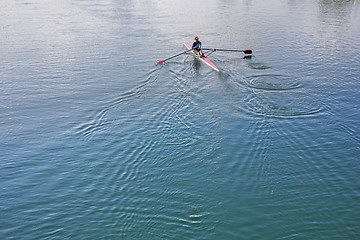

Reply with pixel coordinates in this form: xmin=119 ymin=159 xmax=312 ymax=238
xmin=192 ymin=36 xmax=205 ymax=58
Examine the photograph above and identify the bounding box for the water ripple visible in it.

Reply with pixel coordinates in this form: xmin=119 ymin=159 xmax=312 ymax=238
xmin=243 ymin=91 xmax=325 ymax=118
xmin=247 ymin=74 xmax=302 ymax=91
xmin=72 ymin=68 xmax=160 ymax=141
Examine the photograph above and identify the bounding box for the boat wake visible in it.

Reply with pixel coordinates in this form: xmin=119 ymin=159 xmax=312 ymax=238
xmin=67 ymin=63 xmax=224 ymax=238
xmin=72 ymin=68 xmax=160 ymax=141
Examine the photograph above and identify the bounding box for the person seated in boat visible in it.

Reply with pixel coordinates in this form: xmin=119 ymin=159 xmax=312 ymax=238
xmin=192 ymin=36 xmax=205 ymax=58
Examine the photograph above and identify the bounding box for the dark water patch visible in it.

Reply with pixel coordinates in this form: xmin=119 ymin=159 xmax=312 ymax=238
xmin=247 ymin=62 xmax=272 ymax=70
xmin=244 ymin=92 xmax=325 ymax=118
xmin=247 ymin=74 xmax=302 ymax=90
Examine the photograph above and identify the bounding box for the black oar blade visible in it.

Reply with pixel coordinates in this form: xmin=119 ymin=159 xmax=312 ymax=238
xmin=243 ymin=50 xmax=252 ymax=54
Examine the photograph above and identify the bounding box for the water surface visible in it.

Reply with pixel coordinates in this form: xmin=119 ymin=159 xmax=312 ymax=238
xmin=1 ymin=0 xmax=360 ymax=239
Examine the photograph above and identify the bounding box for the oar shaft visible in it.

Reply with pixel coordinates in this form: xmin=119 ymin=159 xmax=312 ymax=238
xmin=203 ymin=48 xmax=252 ymax=54
xmin=157 ymin=49 xmax=192 ymax=64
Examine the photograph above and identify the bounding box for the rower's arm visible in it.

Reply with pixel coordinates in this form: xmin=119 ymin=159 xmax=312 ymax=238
xmin=192 ymin=42 xmax=201 ymax=49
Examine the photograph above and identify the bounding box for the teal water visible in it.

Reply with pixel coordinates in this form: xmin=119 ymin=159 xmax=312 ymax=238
xmin=1 ymin=0 xmax=360 ymax=239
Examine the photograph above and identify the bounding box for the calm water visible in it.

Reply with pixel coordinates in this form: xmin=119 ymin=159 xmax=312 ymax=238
xmin=1 ymin=0 xmax=360 ymax=239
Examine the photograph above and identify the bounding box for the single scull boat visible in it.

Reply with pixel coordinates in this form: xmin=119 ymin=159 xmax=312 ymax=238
xmin=183 ymin=43 xmax=220 ymax=72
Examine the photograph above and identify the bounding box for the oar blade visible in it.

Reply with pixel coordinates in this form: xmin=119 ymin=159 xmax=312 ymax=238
xmin=157 ymin=60 xmax=165 ymax=64
xmin=243 ymin=50 xmax=252 ymax=54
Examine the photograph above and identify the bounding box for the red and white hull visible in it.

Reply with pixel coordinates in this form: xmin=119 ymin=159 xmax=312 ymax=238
xmin=184 ymin=43 xmax=220 ymax=72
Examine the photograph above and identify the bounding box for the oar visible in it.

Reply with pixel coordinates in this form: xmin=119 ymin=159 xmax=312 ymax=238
xmin=156 ymin=49 xmax=193 ymax=64
xmin=202 ymin=48 xmax=252 ymax=54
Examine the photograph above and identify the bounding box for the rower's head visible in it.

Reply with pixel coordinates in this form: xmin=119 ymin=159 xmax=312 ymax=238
xmin=194 ymin=36 xmax=199 ymax=42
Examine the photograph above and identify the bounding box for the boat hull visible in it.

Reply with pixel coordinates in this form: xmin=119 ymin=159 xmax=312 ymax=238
xmin=184 ymin=43 xmax=220 ymax=72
